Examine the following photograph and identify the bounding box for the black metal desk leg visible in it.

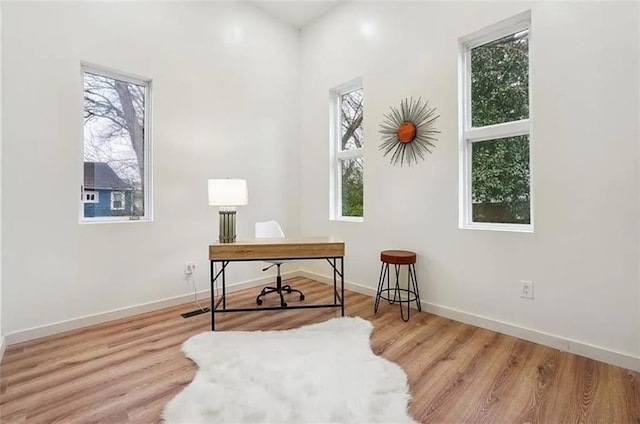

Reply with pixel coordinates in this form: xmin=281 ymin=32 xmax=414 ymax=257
xmin=222 ymin=262 xmax=226 ymax=309
xmin=333 ymin=258 xmax=337 ymax=304
xmin=341 ymin=257 xmax=345 ymax=316
xmin=210 ymin=260 xmax=215 ymax=331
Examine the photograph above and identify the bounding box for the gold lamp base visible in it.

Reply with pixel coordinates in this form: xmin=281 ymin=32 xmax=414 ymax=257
xmin=218 ymin=210 xmax=237 ymax=243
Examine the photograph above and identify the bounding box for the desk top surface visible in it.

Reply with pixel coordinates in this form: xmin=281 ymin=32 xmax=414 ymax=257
xmin=209 ymin=237 xmax=344 ymax=260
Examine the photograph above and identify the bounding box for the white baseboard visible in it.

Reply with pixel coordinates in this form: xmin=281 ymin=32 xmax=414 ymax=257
xmin=423 ymin=302 xmax=640 ymax=372
xmin=5 ymin=271 xmax=299 ymax=346
xmin=0 ymin=335 xmax=5 ymax=363
xmin=299 ymin=270 xmax=640 ymax=372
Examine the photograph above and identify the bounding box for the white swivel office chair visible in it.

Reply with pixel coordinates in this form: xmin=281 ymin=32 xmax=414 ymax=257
xmin=255 ymin=220 xmax=305 ymax=307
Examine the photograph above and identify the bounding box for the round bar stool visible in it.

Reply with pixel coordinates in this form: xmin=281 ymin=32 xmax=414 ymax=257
xmin=374 ymin=250 xmax=422 ymax=321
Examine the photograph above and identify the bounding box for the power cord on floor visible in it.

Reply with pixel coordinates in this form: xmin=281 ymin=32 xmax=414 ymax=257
xmin=187 ymin=271 xmax=207 ymax=312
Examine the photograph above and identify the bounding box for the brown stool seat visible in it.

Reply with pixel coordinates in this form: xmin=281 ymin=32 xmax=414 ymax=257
xmin=380 ymin=250 xmax=417 ymax=265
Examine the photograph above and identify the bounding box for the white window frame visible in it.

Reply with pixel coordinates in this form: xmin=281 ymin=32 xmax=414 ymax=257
xmin=82 ymin=190 xmax=99 ymax=204
xmin=80 ymin=63 xmax=153 ymax=224
xmin=458 ymin=11 xmax=533 ymax=233
xmin=329 ymin=78 xmax=364 ymax=222
xmin=110 ymin=191 xmax=126 ymax=211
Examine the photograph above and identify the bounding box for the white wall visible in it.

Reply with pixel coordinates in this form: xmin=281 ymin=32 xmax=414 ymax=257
xmin=2 ymin=2 xmax=300 ymax=335
xmin=0 ymin=0 xmax=4 ymax=359
xmin=300 ymin=1 xmax=640 ymax=362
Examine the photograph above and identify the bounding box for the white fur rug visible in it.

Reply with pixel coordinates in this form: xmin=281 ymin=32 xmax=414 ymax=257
xmin=163 ymin=317 xmax=416 ymax=423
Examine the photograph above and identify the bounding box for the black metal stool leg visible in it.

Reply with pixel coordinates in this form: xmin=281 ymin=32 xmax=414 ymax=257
xmin=385 ymin=263 xmax=393 ymax=304
xmin=397 ymin=264 xmax=410 ymax=322
xmin=374 ymin=262 xmax=386 ymax=313
xmin=400 ymin=299 xmax=410 ymax=322
xmin=390 ymin=264 xmax=401 ymax=305
xmin=410 ymin=264 xmax=422 ymax=312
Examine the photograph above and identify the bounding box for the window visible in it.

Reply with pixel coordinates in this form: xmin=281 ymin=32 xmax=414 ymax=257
xmin=81 ymin=64 xmax=151 ymax=222
xmin=459 ymin=11 xmax=532 ymax=232
xmin=330 ymin=79 xmax=364 ymax=221
xmin=111 ymin=191 xmax=125 ymax=210
xmin=82 ymin=190 xmax=99 ymax=203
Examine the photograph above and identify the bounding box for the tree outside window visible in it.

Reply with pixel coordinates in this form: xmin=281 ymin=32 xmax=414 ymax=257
xmin=331 ymin=79 xmax=364 ymax=221
xmin=339 ymin=88 xmax=364 ymax=218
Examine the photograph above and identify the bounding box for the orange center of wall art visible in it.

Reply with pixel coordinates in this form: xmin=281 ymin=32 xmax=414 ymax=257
xmin=397 ymin=122 xmax=417 ymax=143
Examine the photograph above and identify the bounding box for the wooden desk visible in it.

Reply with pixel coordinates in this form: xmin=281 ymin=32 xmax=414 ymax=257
xmin=209 ymin=237 xmax=345 ymax=330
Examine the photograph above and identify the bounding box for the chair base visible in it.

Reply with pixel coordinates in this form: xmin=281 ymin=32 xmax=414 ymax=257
xmin=256 ymin=275 xmax=305 ymax=307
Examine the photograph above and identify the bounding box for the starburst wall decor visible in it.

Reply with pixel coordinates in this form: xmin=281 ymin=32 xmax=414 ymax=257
xmin=378 ymin=97 xmax=440 ymax=166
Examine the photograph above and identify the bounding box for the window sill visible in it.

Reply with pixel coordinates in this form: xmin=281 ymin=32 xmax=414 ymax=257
xmin=331 ymin=216 xmax=364 ymax=223
xmin=80 ymin=217 xmax=153 ymax=225
xmin=460 ymin=222 xmax=533 ymax=233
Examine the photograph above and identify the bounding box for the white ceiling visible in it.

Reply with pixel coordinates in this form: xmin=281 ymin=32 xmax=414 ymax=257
xmin=248 ymin=1 xmax=344 ymax=29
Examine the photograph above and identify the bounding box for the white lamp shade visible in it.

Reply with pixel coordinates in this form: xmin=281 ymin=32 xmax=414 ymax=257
xmin=208 ymin=179 xmax=248 ymax=206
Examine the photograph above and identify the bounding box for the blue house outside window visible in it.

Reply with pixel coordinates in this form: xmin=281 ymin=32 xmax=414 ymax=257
xmin=83 ymin=162 xmax=134 ymax=218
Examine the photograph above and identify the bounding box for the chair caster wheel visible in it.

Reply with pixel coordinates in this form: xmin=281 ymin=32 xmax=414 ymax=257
xmin=256 ymin=298 xmax=263 ymax=305
xmin=299 ymin=294 xmax=305 ymax=301
xmin=281 ymin=302 xmax=287 ymax=307
xmin=286 ymin=288 xmax=292 ymax=294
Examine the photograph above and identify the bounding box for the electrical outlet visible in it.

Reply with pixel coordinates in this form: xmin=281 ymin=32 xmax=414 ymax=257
xmin=185 ymin=262 xmax=195 ymax=275
xmin=520 ymin=280 xmax=534 ymax=299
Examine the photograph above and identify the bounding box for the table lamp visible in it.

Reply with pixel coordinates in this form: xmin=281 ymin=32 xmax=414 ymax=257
xmin=208 ymin=179 xmax=248 ymax=243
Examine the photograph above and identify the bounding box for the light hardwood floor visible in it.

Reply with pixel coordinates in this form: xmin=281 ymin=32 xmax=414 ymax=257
xmin=1 ymin=277 xmax=639 ymax=423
